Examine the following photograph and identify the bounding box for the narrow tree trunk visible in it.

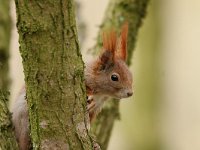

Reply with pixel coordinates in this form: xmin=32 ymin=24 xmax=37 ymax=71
xmin=91 ymin=0 xmax=150 ymax=149
xmin=0 ymin=0 xmax=11 ymax=91
xmin=0 ymin=1 xmax=18 ymax=149
xmin=15 ymin=0 xmax=93 ymax=149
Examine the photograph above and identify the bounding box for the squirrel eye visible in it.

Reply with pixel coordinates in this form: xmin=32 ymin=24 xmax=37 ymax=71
xmin=111 ymin=74 xmax=119 ymax=81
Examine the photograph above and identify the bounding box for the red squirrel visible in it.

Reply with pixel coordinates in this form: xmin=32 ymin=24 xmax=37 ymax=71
xmin=11 ymin=23 xmax=133 ymax=150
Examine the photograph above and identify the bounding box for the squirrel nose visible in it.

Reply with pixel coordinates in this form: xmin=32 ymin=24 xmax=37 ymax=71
xmin=127 ymin=92 xmax=133 ymax=97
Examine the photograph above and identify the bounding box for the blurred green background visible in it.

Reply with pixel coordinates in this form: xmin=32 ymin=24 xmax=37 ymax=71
xmin=9 ymin=0 xmax=200 ymax=150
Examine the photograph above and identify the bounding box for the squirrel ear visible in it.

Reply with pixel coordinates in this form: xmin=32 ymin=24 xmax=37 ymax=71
xmin=117 ymin=22 xmax=128 ymax=61
xmin=99 ymin=50 xmax=114 ymax=70
xmin=98 ymin=30 xmax=117 ymax=70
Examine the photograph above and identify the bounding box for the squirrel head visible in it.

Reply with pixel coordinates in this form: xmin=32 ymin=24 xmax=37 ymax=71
xmin=86 ymin=23 xmax=133 ymax=99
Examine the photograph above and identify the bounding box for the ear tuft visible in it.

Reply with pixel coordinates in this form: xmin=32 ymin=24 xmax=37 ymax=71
xmin=118 ymin=22 xmax=128 ymax=61
xmin=95 ymin=30 xmax=117 ymax=71
xmin=102 ymin=30 xmax=117 ymax=56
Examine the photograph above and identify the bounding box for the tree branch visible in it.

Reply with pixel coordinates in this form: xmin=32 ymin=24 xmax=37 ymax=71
xmin=91 ymin=0 xmax=150 ymax=149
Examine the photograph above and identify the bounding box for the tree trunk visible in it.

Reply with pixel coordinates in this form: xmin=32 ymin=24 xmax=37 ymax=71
xmin=0 ymin=0 xmax=19 ymax=149
xmin=91 ymin=0 xmax=150 ymax=149
xmin=15 ymin=0 xmax=93 ymax=149
xmin=0 ymin=91 xmax=19 ymax=149
xmin=0 ymin=0 xmax=11 ymax=91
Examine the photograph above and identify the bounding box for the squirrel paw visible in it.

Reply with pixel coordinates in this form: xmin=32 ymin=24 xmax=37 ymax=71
xmin=87 ymin=95 xmax=96 ymax=111
xmin=92 ymin=140 xmax=101 ymax=150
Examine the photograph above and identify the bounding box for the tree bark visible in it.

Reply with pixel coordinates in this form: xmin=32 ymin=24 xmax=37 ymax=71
xmin=15 ymin=0 xmax=93 ymax=149
xmin=0 ymin=91 xmax=19 ymax=149
xmin=91 ymin=0 xmax=150 ymax=149
xmin=0 ymin=1 xmax=18 ymax=149
xmin=0 ymin=0 xmax=11 ymax=91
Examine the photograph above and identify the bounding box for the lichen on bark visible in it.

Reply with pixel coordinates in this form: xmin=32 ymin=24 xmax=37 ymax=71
xmin=15 ymin=0 xmax=93 ymax=149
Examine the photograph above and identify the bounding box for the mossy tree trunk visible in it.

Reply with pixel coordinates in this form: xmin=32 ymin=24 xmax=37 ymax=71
xmin=15 ymin=0 xmax=93 ymax=149
xmin=0 ymin=0 xmax=11 ymax=91
xmin=91 ymin=0 xmax=150 ymax=149
xmin=0 ymin=0 xmax=19 ymax=149
xmin=0 ymin=91 xmax=19 ymax=149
